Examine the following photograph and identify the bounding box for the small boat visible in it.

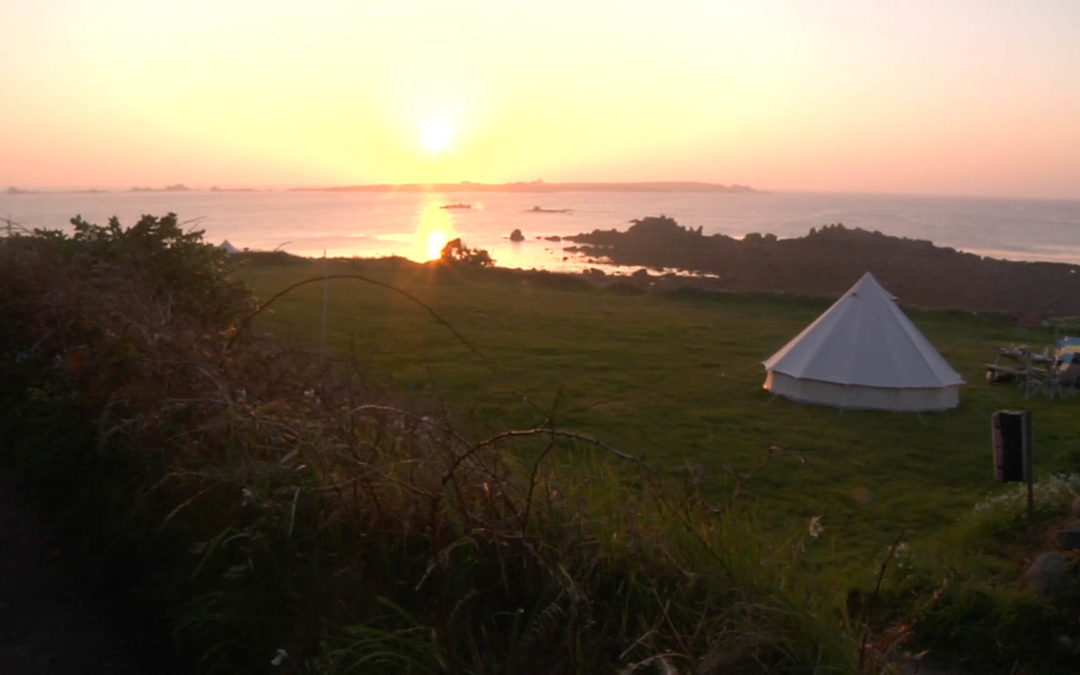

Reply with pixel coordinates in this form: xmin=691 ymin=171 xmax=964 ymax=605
xmin=527 ymin=205 xmax=573 ymax=214
xmin=440 ymin=203 xmax=471 ymax=209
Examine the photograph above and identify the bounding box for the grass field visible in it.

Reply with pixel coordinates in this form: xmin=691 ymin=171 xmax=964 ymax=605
xmin=236 ymin=255 xmax=1078 ymax=577
xmin=11 ymin=219 xmax=1080 ymax=670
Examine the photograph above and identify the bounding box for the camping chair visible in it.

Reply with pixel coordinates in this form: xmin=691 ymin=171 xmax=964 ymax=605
xmin=1023 ymin=352 xmax=1080 ymax=401
xmin=1022 ymin=365 xmax=1061 ymax=400
xmin=1057 ymin=336 xmax=1080 ymax=355
xmin=1054 ymin=353 xmax=1080 ymax=397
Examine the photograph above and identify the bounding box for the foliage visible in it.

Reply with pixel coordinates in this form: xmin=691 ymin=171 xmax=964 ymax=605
xmin=50 ymin=212 xmax=253 ymax=323
xmin=440 ymin=237 xmax=494 ymax=267
xmin=846 ymin=474 xmax=1080 ymax=672
xmin=1 ymin=221 xmax=856 ymax=672
xmin=9 ymin=221 xmax=1080 ymax=672
xmin=958 ymin=474 xmax=1080 ymax=551
xmin=911 ymin=588 xmax=1076 ymax=672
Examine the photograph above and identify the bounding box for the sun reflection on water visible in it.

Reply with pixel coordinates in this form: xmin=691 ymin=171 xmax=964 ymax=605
xmin=416 ymin=201 xmax=458 ymax=261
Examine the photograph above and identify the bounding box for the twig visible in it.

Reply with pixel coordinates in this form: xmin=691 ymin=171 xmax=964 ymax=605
xmin=473 ymin=427 xmax=652 ymax=470
xmin=228 ymin=274 xmax=492 ymax=371
xmin=160 ymin=484 xmax=218 ymax=529
xmin=858 ymin=526 xmax=908 ymax=672
xmin=521 ymin=436 xmax=558 ymax=531
xmin=652 ymin=588 xmax=691 ymax=657
xmin=287 ymin=487 xmax=301 ymax=540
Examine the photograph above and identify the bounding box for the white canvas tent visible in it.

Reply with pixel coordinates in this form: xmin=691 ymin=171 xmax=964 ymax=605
xmin=762 ymin=272 xmax=964 ymax=412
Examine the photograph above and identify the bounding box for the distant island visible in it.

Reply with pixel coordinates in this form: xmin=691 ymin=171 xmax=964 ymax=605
xmin=291 ymin=180 xmax=757 ymax=194
xmin=131 ymin=184 xmax=193 ymax=192
xmin=4 ymin=181 xmax=755 ymax=194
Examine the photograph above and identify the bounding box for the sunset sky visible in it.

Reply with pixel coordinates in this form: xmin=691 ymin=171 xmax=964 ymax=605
xmin=2 ymin=0 xmax=1078 ymax=198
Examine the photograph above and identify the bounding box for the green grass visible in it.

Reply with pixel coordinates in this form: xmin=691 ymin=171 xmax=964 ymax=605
xmin=9 ymin=220 xmax=1077 ymax=671
xmin=235 ymin=256 xmax=1079 ymax=577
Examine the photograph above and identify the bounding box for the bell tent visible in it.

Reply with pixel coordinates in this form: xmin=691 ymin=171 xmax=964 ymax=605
xmin=762 ymin=272 xmax=964 ymax=412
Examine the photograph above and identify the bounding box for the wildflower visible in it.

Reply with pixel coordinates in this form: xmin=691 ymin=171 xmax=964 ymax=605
xmin=808 ymin=515 xmax=824 ymax=538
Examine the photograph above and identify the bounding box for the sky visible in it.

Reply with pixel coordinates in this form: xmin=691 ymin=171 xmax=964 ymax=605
xmin=2 ymin=0 xmax=1079 ymax=199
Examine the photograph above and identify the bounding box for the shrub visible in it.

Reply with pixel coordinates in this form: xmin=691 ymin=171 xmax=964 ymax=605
xmin=440 ymin=237 xmax=494 ymax=266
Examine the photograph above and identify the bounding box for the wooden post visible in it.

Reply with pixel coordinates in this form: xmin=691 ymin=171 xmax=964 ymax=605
xmin=1022 ymin=411 xmax=1034 ymax=523
xmin=992 ymin=410 xmax=1033 ymax=522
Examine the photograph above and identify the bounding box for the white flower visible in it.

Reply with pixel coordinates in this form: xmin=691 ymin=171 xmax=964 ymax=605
xmin=808 ymin=515 xmax=824 ymax=538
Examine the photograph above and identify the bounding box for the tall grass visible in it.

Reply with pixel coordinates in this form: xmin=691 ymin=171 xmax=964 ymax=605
xmin=0 ymin=217 xmax=857 ymax=672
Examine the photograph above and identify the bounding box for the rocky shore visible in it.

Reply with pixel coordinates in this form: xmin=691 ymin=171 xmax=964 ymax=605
xmin=564 ymin=216 xmax=1080 ymax=317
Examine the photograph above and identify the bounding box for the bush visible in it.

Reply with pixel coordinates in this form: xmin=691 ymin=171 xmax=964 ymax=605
xmin=440 ymin=237 xmax=493 ymax=266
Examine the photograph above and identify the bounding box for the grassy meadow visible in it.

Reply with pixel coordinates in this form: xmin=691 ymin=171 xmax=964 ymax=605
xmin=7 ymin=215 xmax=1080 ymax=671
xmin=237 ymin=255 xmax=1078 ymax=576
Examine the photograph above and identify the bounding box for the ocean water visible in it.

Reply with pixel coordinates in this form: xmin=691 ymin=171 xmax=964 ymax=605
xmin=3 ymin=189 xmax=1079 ymax=272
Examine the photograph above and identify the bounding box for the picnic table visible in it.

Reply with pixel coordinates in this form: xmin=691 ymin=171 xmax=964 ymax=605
xmin=984 ymin=346 xmax=1049 ymax=384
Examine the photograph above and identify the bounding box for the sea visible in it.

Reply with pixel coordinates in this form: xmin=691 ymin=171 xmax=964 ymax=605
xmin=3 ymin=189 xmax=1079 ymax=273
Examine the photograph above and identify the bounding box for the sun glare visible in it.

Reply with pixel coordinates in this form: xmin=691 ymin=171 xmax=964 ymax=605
xmin=418 ymin=119 xmax=456 ymax=154
xmin=417 ymin=203 xmax=457 ymax=261
xmin=426 ymin=230 xmax=450 ymax=260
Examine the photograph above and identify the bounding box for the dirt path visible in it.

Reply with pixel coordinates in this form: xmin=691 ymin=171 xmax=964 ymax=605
xmin=0 ymin=466 xmax=179 ymax=674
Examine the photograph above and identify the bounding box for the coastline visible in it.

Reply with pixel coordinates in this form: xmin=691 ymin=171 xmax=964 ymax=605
xmin=248 ymin=220 xmax=1080 ymax=318
xmin=558 ymin=217 xmax=1080 ymax=316
xmin=5 ymin=189 xmax=1080 ymax=271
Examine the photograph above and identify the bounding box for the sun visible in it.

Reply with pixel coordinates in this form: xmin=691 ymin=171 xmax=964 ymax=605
xmin=418 ymin=119 xmax=456 ymax=154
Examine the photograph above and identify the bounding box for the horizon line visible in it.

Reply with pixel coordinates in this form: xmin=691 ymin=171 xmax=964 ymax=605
xmin=4 ymin=181 xmax=1080 ymax=202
